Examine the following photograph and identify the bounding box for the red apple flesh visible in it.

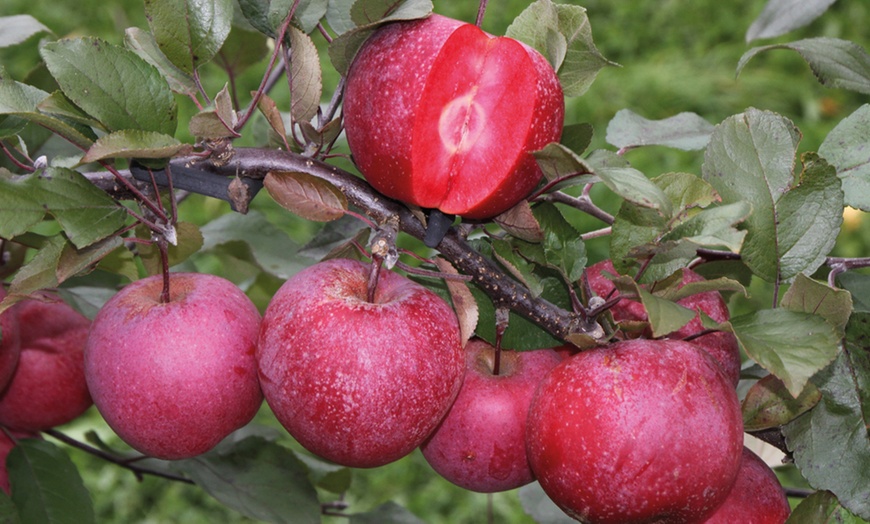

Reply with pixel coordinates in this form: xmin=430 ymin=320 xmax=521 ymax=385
xmin=257 ymin=258 xmax=464 ymax=468
xmin=421 ymin=339 xmax=563 ymax=492
xmin=0 ymin=288 xmax=21 ymax=392
xmin=343 ymin=14 xmax=564 ymax=219
xmin=526 ymin=339 xmax=744 ymax=523
xmin=703 ymin=447 xmax=791 ymax=524
xmin=85 ymin=273 xmax=262 ymax=460
xmin=586 ymin=259 xmax=741 ymax=385
xmin=0 ymin=294 xmax=91 ymax=431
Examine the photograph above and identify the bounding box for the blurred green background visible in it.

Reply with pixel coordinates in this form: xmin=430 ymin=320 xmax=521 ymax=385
xmin=1 ymin=0 xmax=868 ymax=522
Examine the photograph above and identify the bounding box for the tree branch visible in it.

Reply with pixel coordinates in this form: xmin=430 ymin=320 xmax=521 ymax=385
xmin=169 ymin=148 xmax=592 ymax=343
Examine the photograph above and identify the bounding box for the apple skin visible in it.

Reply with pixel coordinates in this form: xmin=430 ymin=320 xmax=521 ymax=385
xmin=258 ymin=258 xmax=464 ymax=468
xmin=703 ymin=447 xmax=791 ymax=524
xmin=85 ymin=273 xmax=263 ymax=460
xmin=586 ymin=259 xmax=741 ymax=385
xmin=0 ymin=294 xmax=91 ymax=431
xmin=0 ymin=430 xmax=40 ymax=495
xmin=526 ymin=339 xmax=744 ymax=523
xmin=420 ymin=339 xmax=563 ymax=492
xmin=0 ymin=288 xmax=21 ymax=392
xmin=343 ymin=14 xmax=564 ymax=220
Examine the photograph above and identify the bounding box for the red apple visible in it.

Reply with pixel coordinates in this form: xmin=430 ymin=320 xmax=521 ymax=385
xmin=0 ymin=293 xmax=91 ymax=431
xmin=257 ymin=258 xmax=464 ymax=468
xmin=420 ymin=339 xmax=563 ymax=492
xmin=85 ymin=273 xmax=262 ymax=460
xmin=0 ymin=288 xmax=21 ymax=392
xmin=586 ymin=259 xmax=741 ymax=385
xmin=526 ymin=339 xmax=744 ymax=523
xmin=0 ymin=429 xmax=39 ymax=495
xmin=343 ymin=14 xmax=564 ymax=219
xmin=703 ymin=447 xmax=791 ymax=524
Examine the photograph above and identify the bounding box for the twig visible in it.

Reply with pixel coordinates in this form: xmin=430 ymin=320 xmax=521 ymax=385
xmin=43 ymin=429 xmax=195 ymax=485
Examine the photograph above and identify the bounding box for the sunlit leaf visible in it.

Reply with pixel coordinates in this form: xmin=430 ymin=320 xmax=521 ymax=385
xmin=819 ymin=104 xmax=870 ymax=211
xmin=138 ymin=222 xmax=204 ymax=276
xmin=738 ymin=37 xmax=870 ymax=95
xmin=144 ymin=0 xmax=233 ymax=73
xmin=730 ymin=309 xmax=840 ymax=396
xmin=0 ymin=15 xmax=52 ymax=48
xmin=81 ymin=130 xmax=184 ymax=163
xmin=781 ymin=274 xmax=852 ymax=336
xmin=41 ymin=38 xmax=178 ymax=135
xmin=124 ymin=28 xmax=199 ymax=96
xmin=746 ymin=0 xmax=838 ymax=42
xmin=606 ymin=109 xmax=715 ymax=152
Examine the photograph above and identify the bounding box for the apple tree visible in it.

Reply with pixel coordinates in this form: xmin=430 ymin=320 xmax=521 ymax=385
xmin=0 ymin=0 xmax=869 ymax=521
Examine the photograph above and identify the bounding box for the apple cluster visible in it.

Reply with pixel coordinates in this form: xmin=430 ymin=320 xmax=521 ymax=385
xmin=0 ymin=288 xmax=93 ymax=493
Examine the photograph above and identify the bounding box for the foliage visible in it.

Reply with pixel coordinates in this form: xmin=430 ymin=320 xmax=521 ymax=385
xmin=0 ymin=0 xmax=869 ymax=522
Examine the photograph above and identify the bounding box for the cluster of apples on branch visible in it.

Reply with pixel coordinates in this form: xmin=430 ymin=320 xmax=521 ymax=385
xmin=0 ymin=3 xmax=812 ymax=523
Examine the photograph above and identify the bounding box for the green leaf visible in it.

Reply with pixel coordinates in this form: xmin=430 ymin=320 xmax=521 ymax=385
xmin=532 ymin=142 xmax=596 ymax=187
xmin=8 ymin=439 xmax=96 ymax=524
xmin=638 ymin=286 xmax=696 ymax=337
xmin=287 ymin=25 xmax=322 ymax=123
xmin=781 ymin=274 xmax=853 ymax=336
xmin=40 ymin=38 xmax=178 ymax=135
xmin=214 ymin=26 xmax=269 ymax=78
xmin=327 ymin=0 xmax=433 ymax=76
xmin=325 ymin=0 xmax=356 ymax=35
xmin=787 ymin=491 xmax=869 ymax=524
xmin=588 ymin=150 xmax=672 ymax=213
xmin=492 ymin=238 xmax=545 ymax=297
xmin=173 ymin=437 xmax=321 ymax=524
xmin=144 ymin=0 xmax=233 ymax=74
xmin=6 ymin=235 xmax=65 ymax=295
xmin=0 ymin=168 xmax=127 ymax=248
xmin=738 ymin=38 xmax=870 ymax=95
xmin=559 ymin=122 xmax=593 ymax=155
xmin=783 ymin=346 xmax=870 ymax=520
xmin=742 ymin=374 xmax=821 ymax=431
xmin=292 ymin=452 xmax=351 ymax=494
xmin=746 ymin=0 xmax=837 ymax=42
xmin=0 ymin=77 xmax=94 ymax=149
xmin=703 ymin=109 xmax=844 ymax=283
xmin=138 ymin=221 xmax=204 ymax=275
xmin=839 ymin=272 xmax=870 ymax=313
xmin=349 ymin=502 xmax=425 ymax=524
xmin=730 ymin=309 xmax=840 ymax=397
xmin=840 ymin=312 xmax=870 ymax=430
xmin=533 ymin=203 xmax=586 ymax=282
xmin=124 ymin=28 xmax=199 ymax=96
xmin=199 ymin=210 xmax=308 ymax=279
xmin=519 ymin=482 xmax=576 ymax=524
xmin=81 ymin=130 xmax=184 ymax=163
xmin=506 ymin=0 xmax=616 ymax=97
xmin=0 ymin=15 xmax=52 ymax=48
xmin=606 ymin=109 xmax=715 ymax=152
xmin=0 ymin=493 xmax=21 ymax=524
xmin=819 ymin=104 xmax=870 ymax=211
xmin=238 ymin=0 xmax=330 ymax=36
xmin=36 ymin=91 xmax=105 ymax=131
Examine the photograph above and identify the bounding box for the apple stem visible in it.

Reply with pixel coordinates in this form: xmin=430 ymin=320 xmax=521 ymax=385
xmin=367 ymin=254 xmax=384 ymax=303
xmin=475 ymin=0 xmax=488 ymax=27
xmin=493 ymin=307 xmax=509 ymax=376
xmin=158 ymin=238 xmax=171 ymax=303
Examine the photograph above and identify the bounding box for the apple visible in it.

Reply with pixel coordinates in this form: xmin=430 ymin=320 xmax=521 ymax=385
xmin=85 ymin=273 xmax=262 ymax=460
xmin=526 ymin=339 xmax=744 ymax=523
xmin=0 ymin=293 xmax=91 ymax=431
xmin=420 ymin=339 xmax=563 ymax=492
xmin=586 ymin=259 xmax=741 ymax=385
xmin=0 ymin=287 xmax=21 ymax=392
xmin=257 ymin=258 xmax=464 ymax=468
xmin=703 ymin=447 xmax=791 ymax=524
xmin=0 ymin=429 xmax=39 ymax=495
xmin=343 ymin=14 xmax=564 ymax=220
